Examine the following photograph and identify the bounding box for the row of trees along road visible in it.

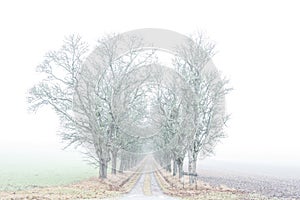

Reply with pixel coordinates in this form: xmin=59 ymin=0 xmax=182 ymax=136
xmin=28 ymin=33 xmax=231 ymax=181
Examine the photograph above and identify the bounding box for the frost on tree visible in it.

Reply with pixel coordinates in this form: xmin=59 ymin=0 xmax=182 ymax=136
xmin=28 ymin=32 xmax=230 ymax=181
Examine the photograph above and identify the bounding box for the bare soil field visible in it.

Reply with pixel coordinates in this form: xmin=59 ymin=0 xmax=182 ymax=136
xmin=197 ymin=169 xmax=300 ymax=200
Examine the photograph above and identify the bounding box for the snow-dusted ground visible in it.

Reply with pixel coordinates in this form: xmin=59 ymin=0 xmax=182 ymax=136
xmin=198 ymin=162 xmax=300 ymax=199
xmin=114 ymin=158 xmax=300 ymax=199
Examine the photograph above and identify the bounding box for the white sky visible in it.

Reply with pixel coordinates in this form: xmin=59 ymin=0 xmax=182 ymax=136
xmin=0 ymin=0 xmax=300 ymax=165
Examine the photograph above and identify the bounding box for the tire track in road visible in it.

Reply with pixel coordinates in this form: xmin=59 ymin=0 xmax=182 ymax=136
xmin=117 ymin=157 xmax=178 ymax=200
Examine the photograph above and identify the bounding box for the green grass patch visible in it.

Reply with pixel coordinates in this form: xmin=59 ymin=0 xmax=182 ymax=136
xmin=0 ymin=152 xmax=98 ymax=191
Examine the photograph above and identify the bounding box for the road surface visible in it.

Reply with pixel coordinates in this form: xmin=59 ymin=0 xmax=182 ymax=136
xmin=113 ymin=157 xmax=178 ymax=200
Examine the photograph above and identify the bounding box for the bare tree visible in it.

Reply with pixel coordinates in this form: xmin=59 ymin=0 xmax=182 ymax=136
xmin=174 ymin=33 xmax=231 ymax=183
xmin=92 ymin=35 xmax=155 ymax=175
xmin=27 ymin=34 xmax=90 ymax=149
xmin=28 ymin=34 xmax=154 ymax=178
xmin=28 ymin=31 xmax=230 ymax=182
xmin=151 ymin=67 xmax=195 ymax=178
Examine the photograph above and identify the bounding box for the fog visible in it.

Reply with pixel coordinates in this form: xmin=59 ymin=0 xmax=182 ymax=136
xmin=0 ymin=0 xmax=300 ymax=179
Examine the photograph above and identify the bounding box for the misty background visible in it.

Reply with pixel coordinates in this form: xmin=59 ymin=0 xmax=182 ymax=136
xmin=0 ymin=0 xmax=299 ymax=179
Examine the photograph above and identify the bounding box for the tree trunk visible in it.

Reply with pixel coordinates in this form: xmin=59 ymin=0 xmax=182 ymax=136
xmin=123 ymin=156 xmax=129 ymax=171
xmin=99 ymin=161 xmax=108 ymax=179
xmin=128 ymin=156 xmax=131 ymax=169
xmin=191 ymin=158 xmax=197 ymax=183
xmin=177 ymin=160 xmax=183 ymax=179
xmin=172 ymin=159 xmax=177 ymax=176
xmin=119 ymin=156 xmax=124 ymax=173
xmin=167 ymin=163 xmax=172 ymax=172
xmin=111 ymin=150 xmax=117 ymax=175
xmin=103 ymin=163 xmax=107 ymax=178
xmin=99 ymin=162 xmax=103 ymax=179
xmin=166 ymin=155 xmax=172 ymax=172
xmin=188 ymin=149 xmax=193 ymax=184
xmin=103 ymin=161 xmax=108 ymax=178
xmin=129 ymin=155 xmax=134 ymax=169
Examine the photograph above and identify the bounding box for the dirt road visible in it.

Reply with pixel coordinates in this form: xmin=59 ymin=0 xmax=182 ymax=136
xmin=117 ymin=157 xmax=178 ymax=200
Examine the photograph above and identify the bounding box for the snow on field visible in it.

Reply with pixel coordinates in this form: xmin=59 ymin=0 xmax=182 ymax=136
xmin=196 ymin=160 xmax=300 ymax=199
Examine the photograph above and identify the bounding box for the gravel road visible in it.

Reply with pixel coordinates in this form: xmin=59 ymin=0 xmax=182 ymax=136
xmin=116 ymin=158 xmax=178 ymax=200
xmin=117 ymin=172 xmax=178 ymax=200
